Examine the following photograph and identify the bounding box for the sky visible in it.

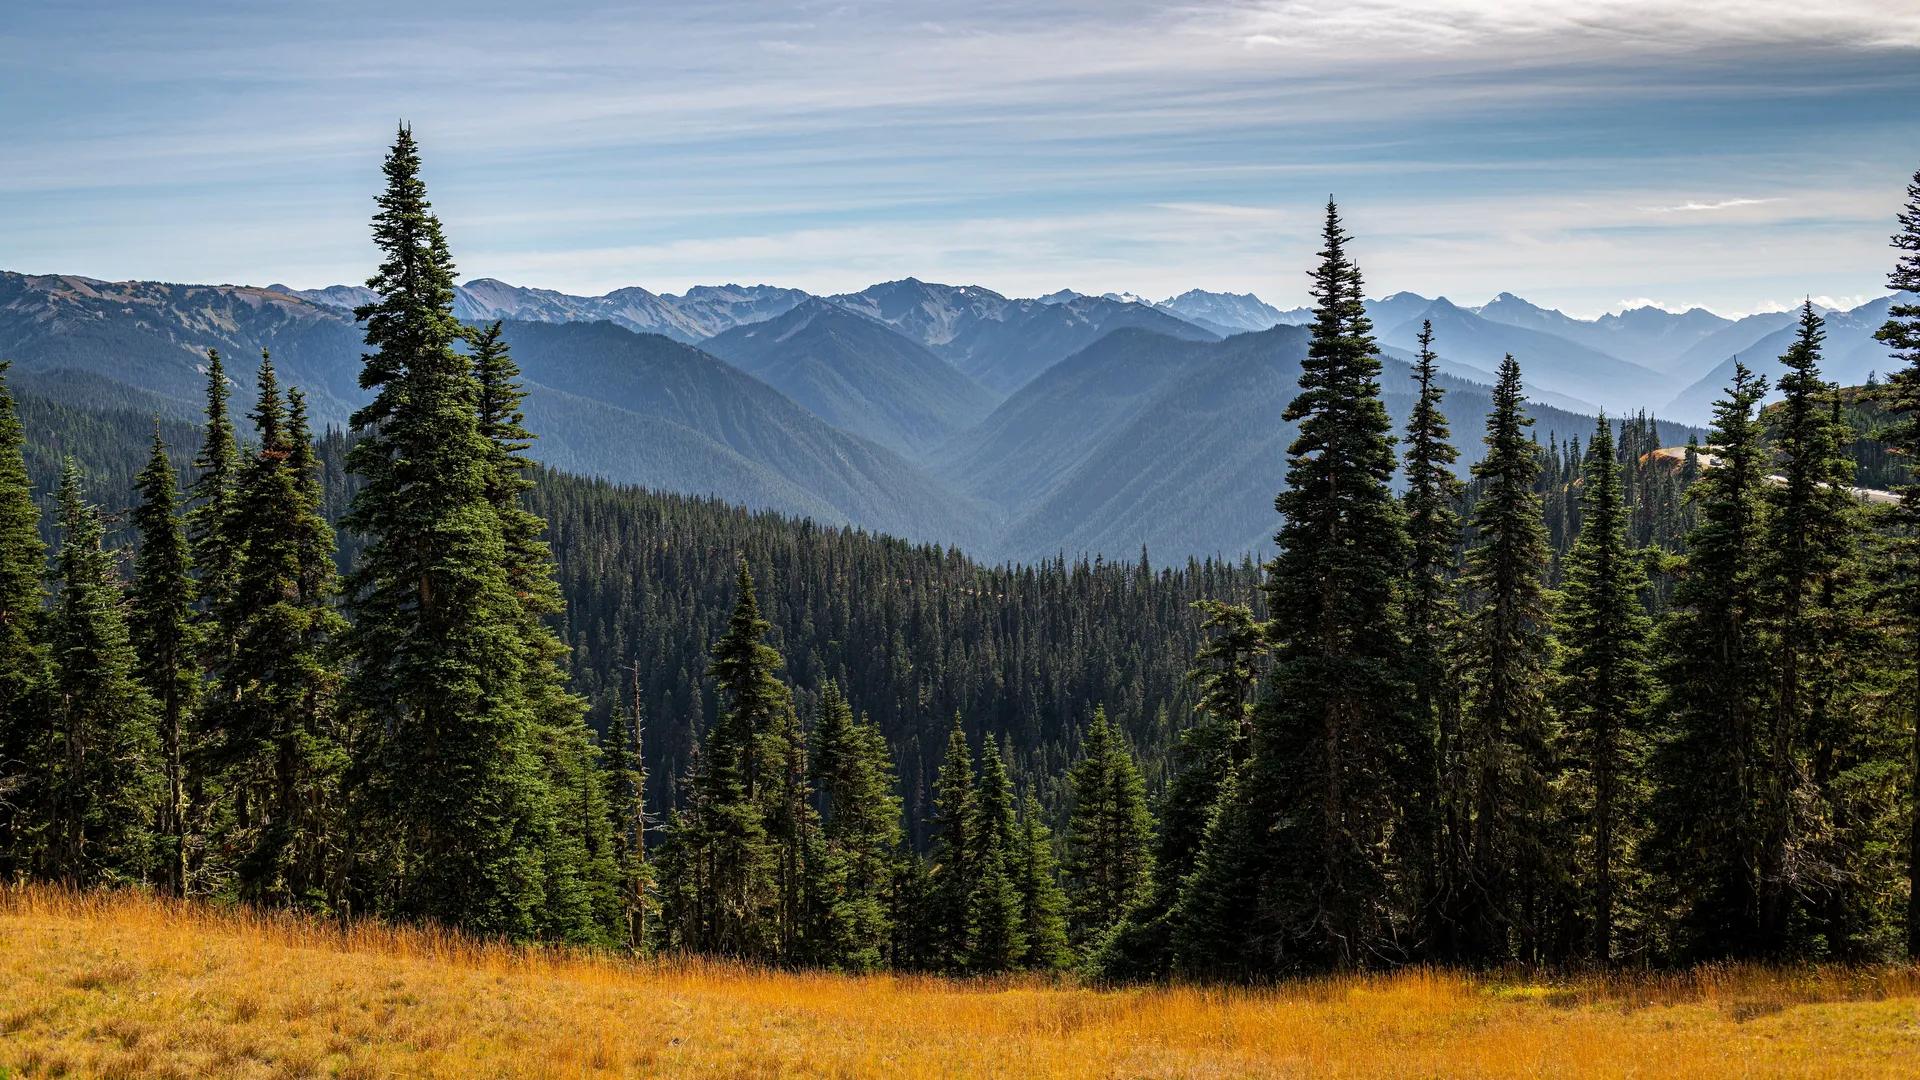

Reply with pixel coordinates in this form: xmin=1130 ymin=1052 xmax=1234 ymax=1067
xmin=4 ymin=0 xmax=1919 ymax=318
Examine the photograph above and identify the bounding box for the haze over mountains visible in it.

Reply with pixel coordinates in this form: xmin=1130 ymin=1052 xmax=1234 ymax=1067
xmin=4 ymin=267 xmax=1905 ymax=562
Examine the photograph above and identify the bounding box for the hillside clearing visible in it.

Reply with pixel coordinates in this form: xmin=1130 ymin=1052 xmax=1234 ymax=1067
xmin=3 ymin=888 xmax=1919 ymax=1078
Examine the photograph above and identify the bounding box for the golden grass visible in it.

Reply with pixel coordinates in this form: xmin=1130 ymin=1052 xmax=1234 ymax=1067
xmin=4 ymin=886 xmax=1920 ymax=1078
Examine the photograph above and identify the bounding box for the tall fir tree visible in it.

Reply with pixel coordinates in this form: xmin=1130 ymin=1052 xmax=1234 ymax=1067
xmin=343 ymin=126 xmax=550 ymax=935
xmin=928 ymin=714 xmax=978 ymax=972
xmin=1756 ymin=305 xmax=1888 ymax=957
xmin=130 ymin=428 xmax=199 ymax=896
xmin=808 ymin=680 xmax=903 ymax=971
xmin=969 ymin=739 xmax=1028 ymax=972
xmin=1063 ymin=707 xmax=1154 ymax=953
xmin=1182 ymin=200 xmax=1416 ymax=973
xmin=185 ymin=349 xmax=242 ymax=892
xmin=1647 ymin=363 xmax=1771 ymax=959
xmin=1111 ymin=599 xmax=1267 ymax=975
xmin=666 ymin=560 xmax=789 ymax=958
xmin=1013 ymin=792 xmax=1073 ymax=971
xmin=614 ymin=666 xmax=656 ymax=952
xmin=1554 ymin=415 xmax=1651 ymax=962
xmin=0 ymin=362 xmax=47 ymax=880
xmin=216 ymin=357 xmax=348 ymax=909
xmin=472 ymin=319 xmax=621 ymax=944
xmin=1401 ymin=319 xmax=1465 ymax=957
xmin=1874 ymin=163 xmax=1920 ymax=958
xmin=1452 ymin=354 xmax=1559 ymax=963
xmin=39 ymin=460 xmax=161 ymax=884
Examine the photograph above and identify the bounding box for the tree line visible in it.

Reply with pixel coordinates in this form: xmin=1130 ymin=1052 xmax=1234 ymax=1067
xmin=3 ymin=129 xmax=1919 ymax=976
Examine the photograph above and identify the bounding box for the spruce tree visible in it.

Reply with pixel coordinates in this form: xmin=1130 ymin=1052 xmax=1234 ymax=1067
xmin=1402 ymin=319 xmax=1464 ymax=957
xmin=1554 ymin=415 xmax=1651 ymax=962
xmin=217 ymin=358 xmax=348 ymax=908
xmin=1756 ymin=305 xmax=1885 ymax=956
xmin=928 ymin=714 xmax=978 ymax=972
xmin=1013 ymin=793 xmax=1072 ymax=971
xmin=1874 ymin=163 xmax=1920 ymax=958
xmin=473 ymin=319 xmax=621 ymax=944
xmin=1063 ymin=707 xmax=1154 ymax=952
xmin=130 ymin=429 xmax=199 ymax=896
xmin=1118 ymin=599 xmax=1266 ymax=973
xmin=188 ymin=350 xmax=241 ymax=643
xmin=969 ymin=740 xmax=1027 ymax=972
xmin=343 ymin=126 xmax=548 ymax=935
xmin=1184 ymin=200 xmax=1415 ymax=973
xmin=1452 ymin=354 xmax=1559 ymax=963
xmin=0 ymin=362 xmax=46 ymax=880
xmin=39 ymin=460 xmax=161 ymax=884
xmin=1647 ymin=363 xmax=1771 ymax=959
xmin=809 ymin=680 xmax=902 ymax=971
xmin=671 ymin=560 xmax=787 ymax=958
xmin=615 ymin=667 xmax=655 ymax=952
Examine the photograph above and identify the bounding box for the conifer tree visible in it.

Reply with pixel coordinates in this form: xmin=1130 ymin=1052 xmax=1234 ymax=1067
xmin=1185 ymin=200 xmax=1416 ymax=973
xmin=39 ymin=460 xmax=160 ymax=884
xmin=615 ymin=666 xmax=655 ymax=952
xmin=1554 ymin=415 xmax=1651 ymax=962
xmin=1063 ymin=707 xmax=1154 ymax=952
xmin=1402 ymin=319 xmax=1464 ymax=956
xmin=1013 ymin=793 xmax=1072 ymax=971
xmin=1755 ymin=305 xmax=1884 ymax=956
xmin=1647 ymin=363 xmax=1771 ymax=959
xmin=1134 ymin=601 xmax=1266 ymax=953
xmin=0 ymin=362 xmax=46 ymax=880
xmin=216 ymin=357 xmax=348 ymax=908
xmin=928 ymin=714 xmax=978 ymax=972
xmin=130 ymin=429 xmax=199 ymax=896
xmin=1452 ymin=354 xmax=1558 ymax=962
xmin=188 ymin=350 xmax=241 ymax=643
xmin=343 ymin=126 xmax=548 ymax=935
xmin=472 ymin=319 xmax=621 ymax=944
xmin=670 ymin=560 xmax=787 ymax=957
xmin=969 ymin=740 xmax=1027 ymax=972
xmin=809 ymin=680 xmax=902 ymax=971
xmin=1873 ymin=163 xmax=1920 ymax=958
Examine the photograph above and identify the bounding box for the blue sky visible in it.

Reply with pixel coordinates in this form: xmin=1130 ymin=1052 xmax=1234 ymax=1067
xmin=4 ymin=0 xmax=1918 ymax=317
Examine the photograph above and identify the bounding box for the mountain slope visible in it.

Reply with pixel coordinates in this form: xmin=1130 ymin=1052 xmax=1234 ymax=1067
xmin=832 ymin=279 xmax=1219 ymax=394
xmin=1155 ymin=290 xmax=1289 ymax=334
xmin=493 ymin=320 xmax=989 ymax=547
xmin=280 ymin=278 xmax=809 ymax=342
xmin=1475 ymin=293 xmax=1732 ymax=371
xmin=1368 ymin=295 xmax=1674 ymax=415
xmin=948 ymin=325 xmax=1618 ymax=562
xmin=1662 ymin=295 xmax=1911 ymax=424
xmin=0 ymin=272 xmax=984 ymax=548
xmin=701 ymin=299 xmax=995 ymax=457
xmin=2 ymin=272 xmax=367 ymax=423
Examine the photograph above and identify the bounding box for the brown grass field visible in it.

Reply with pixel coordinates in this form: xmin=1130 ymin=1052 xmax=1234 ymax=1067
xmin=4 ymin=887 xmax=1920 ymax=1078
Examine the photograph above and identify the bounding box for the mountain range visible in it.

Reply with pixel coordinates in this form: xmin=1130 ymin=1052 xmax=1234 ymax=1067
xmin=5 ymin=267 xmax=1902 ymax=562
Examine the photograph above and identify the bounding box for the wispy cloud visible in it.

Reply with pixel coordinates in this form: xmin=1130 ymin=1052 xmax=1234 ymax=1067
xmin=1645 ymin=197 xmax=1785 ymax=213
xmin=0 ymin=1 xmax=1914 ymax=317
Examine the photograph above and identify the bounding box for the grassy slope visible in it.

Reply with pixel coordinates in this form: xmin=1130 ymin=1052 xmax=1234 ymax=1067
xmin=4 ymin=889 xmax=1919 ymax=1078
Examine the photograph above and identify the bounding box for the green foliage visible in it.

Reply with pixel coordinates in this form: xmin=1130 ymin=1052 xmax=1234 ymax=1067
xmin=1189 ymin=201 xmax=1417 ymax=973
xmin=1873 ymin=165 xmax=1920 ymax=959
xmin=1647 ymin=362 xmax=1772 ymax=959
xmin=36 ymin=460 xmax=161 ymax=884
xmin=1012 ymin=794 xmax=1072 ymax=971
xmin=129 ymin=428 xmax=199 ymax=896
xmin=1554 ymin=415 xmax=1653 ymax=961
xmin=1063 ymin=707 xmax=1154 ymax=953
xmin=0 ymin=363 xmax=48 ymax=879
xmin=1451 ymin=355 xmax=1560 ymax=963
xmin=808 ymin=680 xmax=903 ymax=971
